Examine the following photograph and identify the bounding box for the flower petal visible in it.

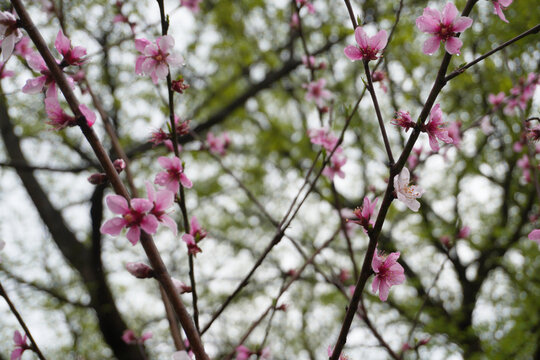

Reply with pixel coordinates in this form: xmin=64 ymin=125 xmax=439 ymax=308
xmin=126 ymin=226 xmax=141 ymax=245
xmin=354 ymin=27 xmax=368 ymax=49
xmin=100 ymin=217 xmax=127 ymax=235
xmin=141 ymin=214 xmax=159 ymax=234
xmin=106 ymin=195 xmax=129 ymax=214
xmin=422 ymin=37 xmax=441 ymax=55
xmin=445 ymin=36 xmax=463 ymax=55
xmin=131 ymin=198 xmax=153 ymax=213
xmin=442 ymin=2 xmax=458 ymax=26
xmin=452 ymin=16 xmax=473 ymax=32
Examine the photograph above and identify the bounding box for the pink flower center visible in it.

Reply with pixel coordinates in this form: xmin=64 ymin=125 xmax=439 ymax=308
xmin=437 ymin=25 xmax=455 ymax=41
xmin=124 ymin=210 xmax=144 ymax=227
xmin=361 ymin=47 xmax=379 ymax=61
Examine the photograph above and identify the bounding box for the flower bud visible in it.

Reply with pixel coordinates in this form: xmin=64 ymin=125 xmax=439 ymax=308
xmin=113 ymin=159 xmax=126 ymax=173
xmin=87 ymin=173 xmax=107 ymax=185
xmin=172 ymin=278 xmax=192 ymax=293
xmin=126 ymin=262 xmax=154 ymax=279
xmin=171 ymin=78 xmax=190 ymax=94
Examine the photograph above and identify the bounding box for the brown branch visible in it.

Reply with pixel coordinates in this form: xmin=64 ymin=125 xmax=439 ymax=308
xmin=10 ymin=1 xmax=209 ymax=358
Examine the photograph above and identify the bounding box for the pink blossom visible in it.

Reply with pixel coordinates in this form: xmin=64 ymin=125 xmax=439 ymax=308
xmin=145 ymin=182 xmax=177 ymax=235
xmin=181 ymin=0 xmax=202 ymax=13
xmin=236 ymin=345 xmax=251 ymax=360
xmin=290 ymin=13 xmax=299 ymax=29
xmin=122 ymin=329 xmax=152 ymax=345
xmin=458 ymin=225 xmax=470 ymax=239
xmin=187 ymin=216 xmax=207 ymax=241
xmin=23 ymin=53 xmax=58 ymax=97
xmin=303 ymin=79 xmax=332 ymax=107
xmin=114 ymin=159 xmax=126 ymax=173
xmin=206 ymin=132 xmax=231 ymax=156
xmin=372 ymin=249 xmax=405 ymax=301
xmin=322 ymin=149 xmax=347 ymax=180
xmin=135 ymin=35 xmax=183 ymax=84
xmin=55 ymin=30 xmax=87 ymax=66
xmin=308 ymin=127 xmax=338 ymax=151
xmin=327 ymin=345 xmax=350 ymax=360
xmin=14 ymin=37 xmax=32 ymax=57
xmin=100 ymin=195 xmax=158 ymax=245
xmin=126 ymin=262 xmax=154 ymax=279
xmin=517 ymin=155 xmax=531 ymax=183
xmin=394 ymin=167 xmax=424 ymax=212
xmin=171 ymin=78 xmax=189 ymax=93
xmin=11 ymin=330 xmax=29 ymax=360
xmin=0 ymin=11 xmax=22 ymax=61
xmin=488 ymin=92 xmax=505 ymax=108
xmin=480 ymin=116 xmax=494 ymax=135
xmin=415 ymin=2 xmax=473 ymax=55
xmin=44 ymin=96 xmax=96 ymax=129
xmin=529 ymin=229 xmax=540 ymax=245
xmin=391 ymin=110 xmax=416 ymax=132
xmin=423 ymin=104 xmax=453 ymax=152
xmin=172 ymin=351 xmax=192 ymax=360
xmin=447 ymin=121 xmax=462 ymax=148
xmin=371 ymin=70 xmax=388 ymax=92
xmin=344 ymin=26 xmax=387 ymax=61
xmin=351 ymin=196 xmax=378 ymax=231
xmin=172 ymin=278 xmax=192 ymax=294
xmin=492 ymin=0 xmax=512 ymax=23
xmin=182 ymin=234 xmax=202 ymax=256
xmin=296 ymin=0 xmax=315 ymax=13
xmin=155 ymin=156 xmax=193 ymax=193
xmin=528 ymin=126 xmax=540 ymax=142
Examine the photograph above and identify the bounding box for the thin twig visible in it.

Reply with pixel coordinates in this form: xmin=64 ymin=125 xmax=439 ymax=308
xmin=0 ymin=281 xmax=47 ymax=360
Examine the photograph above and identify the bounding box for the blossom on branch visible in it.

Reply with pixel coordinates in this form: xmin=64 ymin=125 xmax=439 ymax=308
xmin=372 ymin=249 xmax=405 ymax=301
xmin=0 ymin=11 xmax=22 ymax=61
xmin=155 ymin=156 xmax=193 ymax=193
xmin=308 ymin=127 xmax=338 ymax=151
xmin=11 ymin=330 xmax=29 ymax=360
xmin=44 ymin=96 xmax=96 ymax=129
xmin=122 ymin=329 xmax=152 ymax=345
xmin=135 ymin=35 xmax=183 ymax=84
xmin=23 ymin=53 xmax=74 ymax=97
xmin=423 ymin=103 xmax=453 ymax=152
xmin=303 ymin=78 xmax=332 ymax=108
xmin=322 ymin=149 xmax=347 ymax=180
xmin=206 ymin=132 xmax=231 ymax=156
xmin=126 ymin=262 xmax=154 ymax=279
xmin=181 ymin=0 xmax=202 ymax=13
xmin=415 ymin=2 xmax=473 ymax=55
xmin=351 ymin=196 xmax=378 ymax=232
xmin=145 ymin=182 xmax=177 ymax=235
xmin=394 ymin=167 xmax=424 ymax=212
xmin=55 ymin=30 xmax=87 ymax=66
xmin=391 ymin=110 xmax=415 ymax=132
xmin=344 ymin=26 xmax=387 ymax=62
xmin=100 ymin=195 xmax=158 ymax=245
xmin=491 ymin=0 xmax=512 ymax=23
xmin=529 ymin=229 xmax=540 ymax=245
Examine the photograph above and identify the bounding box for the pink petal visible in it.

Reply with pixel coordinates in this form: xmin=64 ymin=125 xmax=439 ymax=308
xmin=134 ymin=38 xmax=151 ymax=53
xmin=371 ymin=253 xmax=384 ymax=272
xmin=354 ymin=27 xmax=368 ymax=49
xmin=78 ymin=104 xmax=96 ymax=127
xmin=154 ymin=171 xmax=172 ymax=187
xmin=126 ymin=226 xmax=141 ymax=245
xmin=452 ymin=17 xmax=473 ymax=32
xmin=445 ymin=36 xmax=463 ymax=55
xmin=27 ymin=53 xmax=46 ymax=71
xmin=422 ymin=37 xmax=441 ymax=55
xmin=106 ymin=195 xmax=129 ymax=214
xmin=423 ymin=7 xmax=441 ymax=21
xmin=141 ymin=57 xmax=157 ymax=75
xmin=2 ymin=35 xmax=15 ymax=62
xmin=179 ymin=173 xmax=192 ymax=188
xmin=13 ymin=331 xmax=23 ymax=345
xmin=158 ymin=35 xmax=175 ymax=52
xmin=160 ymin=215 xmax=178 ymax=236
xmin=156 ymin=190 xmax=174 ymax=209
xmin=143 ymin=43 xmax=159 ymax=57
xmin=442 ymin=2 xmax=458 ymax=26
xmin=415 ymin=15 xmax=440 ymax=33
xmin=140 ymin=214 xmax=159 ymax=234
xmin=22 ymin=76 xmax=47 ymax=94
xmin=371 ymin=276 xmax=380 ymax=294
xmin=100 ymin=217 xmax=127 ymax=235
xmin=428 ymin=133 xmax=440 ymax=152
xmin=11 ymin=348 xmax=23 ymax=360
xmin=528 ymin=229 xmax=540 ymax=243
xmin=165 ymin=179 xmax=180 ymax=193
xmin=55 ymin=30 xmax=71 ymax=55
xmin=167 ymin=54 xmax=184 ymax=67
xmin=155 ymin=63 xmax=169 ymax=80
xmin=370 ymin=30 xmax=388 ymax=51
xmin=499 ymin=0 xmax=512 ymax=6
xmin=157 ymin=156 xmax=174 ymax=169
xmin=131 ymin=198 xmax=153 ymax=213
xmin=378 ymin=280 xmax=391 ymax=301
xmin=135 ymin=56 xmax=146 ymax=75
xmin=145 ymin=181 xmax=156 ymax=203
